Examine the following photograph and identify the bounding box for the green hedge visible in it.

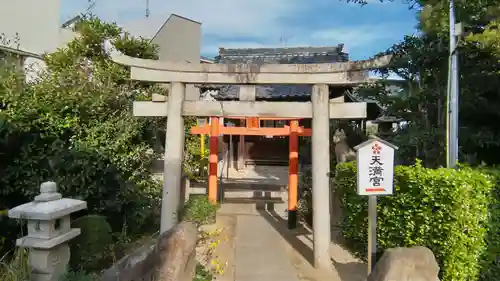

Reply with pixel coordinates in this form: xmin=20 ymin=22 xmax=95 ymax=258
xmin=335 ymin=161 xmax=499 ymax=281
xmin=476 ymin=168 xmax=500 ymax=281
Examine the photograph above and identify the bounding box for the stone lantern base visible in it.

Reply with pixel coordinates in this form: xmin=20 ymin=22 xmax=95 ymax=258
xmin=29 ymin=244 xmax=70 ymax=281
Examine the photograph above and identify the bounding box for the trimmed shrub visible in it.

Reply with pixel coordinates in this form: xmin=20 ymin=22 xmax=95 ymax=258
xmin=70 ymin=215 xmax=114 ymax=271
xmin=336 ymin=160 xmax=496 ymax=281
xmin=182 ymin=196 xmax=219 ymax=226
xmin=476 ymin=167 xmax=500 ymax=281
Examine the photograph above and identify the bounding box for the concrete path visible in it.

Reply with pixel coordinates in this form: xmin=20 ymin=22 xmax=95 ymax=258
xmin=205 ymin=165 xmax=366 ymax=281
xmin=234 ymin=215 xmax=300 ymax=281
xmin=219 ymin=209 xmax=366 ymax=281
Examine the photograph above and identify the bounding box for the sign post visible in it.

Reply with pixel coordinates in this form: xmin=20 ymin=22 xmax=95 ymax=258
xmin=354 ymin=136 xmax=398 ymax=274
xmin=367 ymin=195 xmax=377 ymax=273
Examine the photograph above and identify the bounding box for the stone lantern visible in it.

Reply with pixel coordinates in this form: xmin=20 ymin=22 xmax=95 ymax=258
xmin=8 ymin=181 xmax=87 ymax=281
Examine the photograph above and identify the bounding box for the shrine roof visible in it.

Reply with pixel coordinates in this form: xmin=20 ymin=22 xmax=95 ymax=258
xmin=212 ymin=45 xmax=351 ymax=101
xmin=216 ymin=45 xmax=348 ymax=64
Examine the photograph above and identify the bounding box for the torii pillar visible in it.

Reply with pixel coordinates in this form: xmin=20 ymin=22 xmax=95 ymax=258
xmin=161 ymin=82 xmax=186 ymax=233
xmin=312 ymin=84 xmax=332 ymax=271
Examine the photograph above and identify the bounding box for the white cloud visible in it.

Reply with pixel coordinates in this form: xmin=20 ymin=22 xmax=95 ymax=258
xmin=364 ymin=0 xmax=386 ymax=4
xmin=345 ymin=0 xmax=390 ymax=5
xmin=61 ymin=0 xmax=414 ymax=59
xmin=65 ymin=0 xmax=305 ymax=39
xmin=311 ymin=25 xmax=400 ymax=49
xmin=200 ymin=24 xmax=402 ymax=57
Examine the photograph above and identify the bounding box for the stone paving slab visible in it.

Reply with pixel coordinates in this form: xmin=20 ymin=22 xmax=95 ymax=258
xmin=234 ymin=215 xmax=300 ymax=281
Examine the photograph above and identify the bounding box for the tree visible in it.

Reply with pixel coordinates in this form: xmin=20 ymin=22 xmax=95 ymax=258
xmin=357 ymin=28 xmax=500 ymax=167
xmin=0 ymin=14 xmax=201 ymax=241
xmin=356 ymin=35 xmax=449 ymax=166
xmin=343 ymin=0 xmax=500 ymax=56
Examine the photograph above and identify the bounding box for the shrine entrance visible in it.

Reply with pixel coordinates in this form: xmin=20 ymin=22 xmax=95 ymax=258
xmin=105 ymin=38 xmax=391 ymax=270
xmin=191 ymin=116 xmax=311 ymax=228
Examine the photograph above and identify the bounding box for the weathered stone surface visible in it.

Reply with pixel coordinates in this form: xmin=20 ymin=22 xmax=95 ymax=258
xmin=155 ymin=221 xmax=198 ymax=281
xmin=367 ymin=246 xmax=440 ymax=281
xmin=100 ymin=221 xmax=198 ymax=281
xmin=29 ymin=244 xmax=70 ymax=278
xmin=99 ymin=240 xmax=157 ymax=281
xmin=198 ymin=223 xmax=218 ymax=234
xmin=9 ymin=182 xmax=86 ymax=220
xmin=35 ymin=181 xmax=62 ymax=202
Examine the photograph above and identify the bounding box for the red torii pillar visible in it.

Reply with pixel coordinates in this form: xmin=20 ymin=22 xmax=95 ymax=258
xmin=208 ymin=117 xmax=219 ymax=204
xmin=192 ymin=117 xmax=309 ymax=229
xmin=288 ymin=120 xmax=299 ymax=229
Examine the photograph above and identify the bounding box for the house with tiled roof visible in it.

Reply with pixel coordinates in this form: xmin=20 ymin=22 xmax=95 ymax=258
xmin=211 ymin=45 xmax=350 ymax=101
xmin=201 ymin=45 xmax=385 ymax=166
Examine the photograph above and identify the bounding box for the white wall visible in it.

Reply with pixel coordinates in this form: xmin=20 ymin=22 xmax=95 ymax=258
xmin=0 ymin=0 xmax=61 ymax=54
xmin=0 ymin=0 xmax=78 ymax=82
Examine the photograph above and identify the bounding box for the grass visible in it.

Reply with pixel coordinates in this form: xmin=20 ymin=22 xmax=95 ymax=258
xmin=0 ymin=248 xmax=30 ymax=281
xmin=193 ymin=263 xmax=213 ymax=281
xmin=59 ymin=271 xmax=97 ymax=281
xmin=0 ymin=247 xmax=98 ymax=281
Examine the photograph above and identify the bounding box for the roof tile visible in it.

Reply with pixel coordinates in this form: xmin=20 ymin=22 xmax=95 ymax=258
xmin=212 ymin=45 xmax=349 ymax=100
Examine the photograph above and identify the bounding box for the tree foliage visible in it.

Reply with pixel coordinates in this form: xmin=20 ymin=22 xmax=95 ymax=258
xmin=344 ymin=0 xmax=500 ymax=57
xmin=346 ymin=0 xmax=500 ymax=166
xmin=0 ymin=14 xmax=205 ymax=246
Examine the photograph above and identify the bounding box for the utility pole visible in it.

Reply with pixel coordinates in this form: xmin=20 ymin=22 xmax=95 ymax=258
xmin=279 ymin=36 xmax=292 ymax=47
xmin=86 ymin=0 xmax=96 ymax=13
xmin=146 ymin=0 xmax=150 ymax=18
xmin=446 ymin=0 xmax=460 ymax=168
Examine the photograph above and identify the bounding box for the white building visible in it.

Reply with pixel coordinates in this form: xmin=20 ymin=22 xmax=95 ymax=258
xmin=0 ymin=0 xmax=78 ymax=82
xmin=0 ymin=0 xmax=211 ymax=83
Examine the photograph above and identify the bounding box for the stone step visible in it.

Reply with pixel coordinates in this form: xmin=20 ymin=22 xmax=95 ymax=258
xmin=222 ymin=197 xmax=284 ymax=204
xmin=223 ymin=190 xmax=284 ymax=199
xmin=220 ymin=182 xmax=286 ymax=203
xmin=188 ymin=188 xmax=287 ymax=201
xmin=218 ymin=202 xmax=289 ymax=216
xmin=223 ymin=182 xmax=285 ymax=192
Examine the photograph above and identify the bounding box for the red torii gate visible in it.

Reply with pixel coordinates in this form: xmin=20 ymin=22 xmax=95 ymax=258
xmin=190 ymin=116 xmax=312 ymax=228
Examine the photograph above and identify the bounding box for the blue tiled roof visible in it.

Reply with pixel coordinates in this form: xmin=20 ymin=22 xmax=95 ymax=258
xmin=213 ymin=45 xmax=349 ymax=101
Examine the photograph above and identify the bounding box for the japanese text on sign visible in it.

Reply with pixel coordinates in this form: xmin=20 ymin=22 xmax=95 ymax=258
xmin=369 ymin=142 xmax=384 ymax=190
xmin=356 ymin=138 xmax=396 ymax=196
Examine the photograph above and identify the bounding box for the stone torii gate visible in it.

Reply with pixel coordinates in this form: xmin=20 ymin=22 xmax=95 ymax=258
xmin=104 ymin=40 xmax=390 ymax=270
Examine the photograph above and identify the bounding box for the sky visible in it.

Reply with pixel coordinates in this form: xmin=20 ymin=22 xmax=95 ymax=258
xmin=60 ymin=0 xmax=419 ymax=61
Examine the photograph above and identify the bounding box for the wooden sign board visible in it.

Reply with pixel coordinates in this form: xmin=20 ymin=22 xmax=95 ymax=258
xmin=247 ymin=117 xmax=260 ymax=128
xmin=355 ymin=136 xmax=398 ymax=196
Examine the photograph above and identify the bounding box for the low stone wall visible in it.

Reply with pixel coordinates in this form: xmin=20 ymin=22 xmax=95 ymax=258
xmin=100 ymin=221 xmax=198 ymax=281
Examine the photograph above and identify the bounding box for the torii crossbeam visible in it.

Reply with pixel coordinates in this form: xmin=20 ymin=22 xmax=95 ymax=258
xmin=104 ymin=39 xmax=392 ymax=271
